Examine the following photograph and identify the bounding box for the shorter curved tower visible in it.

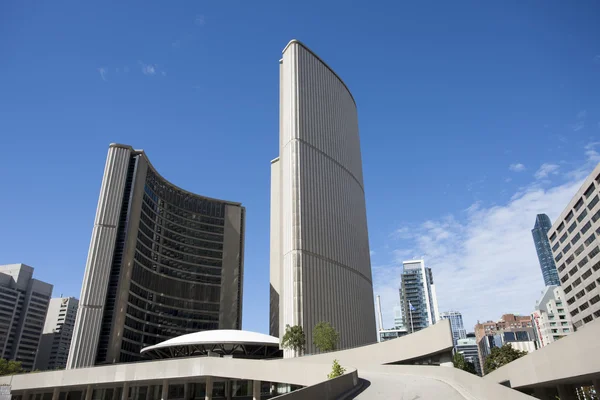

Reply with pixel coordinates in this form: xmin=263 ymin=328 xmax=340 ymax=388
xmin=67 ymin=144 xmax=244 ymax=368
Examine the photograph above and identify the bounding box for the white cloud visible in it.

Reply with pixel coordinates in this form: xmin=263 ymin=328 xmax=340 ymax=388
xmin=534 ymin=163 xmax=560 ymax=179
xmin=374 ymin=145 xmax=600 ymax=332
xmin=98 ymin=67 xmax=108 ymax=82
xmin=509 ymin=163 xmax=525 ymax=172
xmin=141 ymin=63 xmax=156 ymax=76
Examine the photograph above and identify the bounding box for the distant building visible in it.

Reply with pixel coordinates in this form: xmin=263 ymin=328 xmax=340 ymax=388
xmin=547 ymin=163 xmax=600 ymax=330
xmin=456 ymin=337 xmax=482 ymax=376
xmin=399 ymin=260 xmax=440 ymax=333
xmin=0 ymin=264 xmax=53 ymax=371
xmin=475 ymin=314 xmax=535 ymax=374
xmin=35 ymin=297 xmax=79 ymax=370
xmin=531 ymin=286 xmax=573 ymax=348
xmin=375 ymin=297 xmax=408 ymax=342
xmin=440 ymin=311 xmax=467 ymax=346
xmin=531 ymin=214 xmax=560 ymax=286
xmin=378 ymin=327 xmax=409 ymax=342
xmin=393 ymin=304 xmax=404 ymax=328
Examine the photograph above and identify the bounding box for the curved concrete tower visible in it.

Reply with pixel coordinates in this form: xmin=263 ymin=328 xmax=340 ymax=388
xmin=270 ymin=40 xmax=377 ymax=355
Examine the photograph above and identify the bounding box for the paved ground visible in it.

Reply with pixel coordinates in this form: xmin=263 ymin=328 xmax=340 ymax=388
xmin=352 ymin=370 xmax=468 ymax=399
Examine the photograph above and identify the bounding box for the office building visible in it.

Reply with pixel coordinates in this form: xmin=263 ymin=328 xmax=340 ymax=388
xmin=399 ymin=260 xmax=440 ymax=333
xmin=475 ymin=314 xmax=535 ymax=374
xmin=456 ymin=337 xmax=482 ymax=376
xmin=531 ymin=286 xmax=573 ymax=349
xmin=35 ymin=297 xmax=79 ymax=370
xmin=547 ymin=163 xmax=600 ymax=330
xmin=269 ymin=40 xmax=377 ymax=354
xmin=531 ymin=214 xmax=560 ymax=286
xmin=440 ymin=311 xmax=467 ymax=346
xmin=67 ymin=144 xmax=245 ymax=369
xmin=0 ymin=264 xmax=53 ymax=371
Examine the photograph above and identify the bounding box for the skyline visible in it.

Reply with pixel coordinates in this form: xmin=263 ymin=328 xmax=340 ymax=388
xmin=1 ymin=0 xmax=600 ymax=335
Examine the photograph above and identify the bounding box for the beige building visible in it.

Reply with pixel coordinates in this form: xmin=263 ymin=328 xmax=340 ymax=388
xmin=270 ymin=40 xmax=377 ymax=354
xmin=547 ymin=163 xmax=600 ymax=330
xmin=531 ymin=286 xmax=573 ymax=349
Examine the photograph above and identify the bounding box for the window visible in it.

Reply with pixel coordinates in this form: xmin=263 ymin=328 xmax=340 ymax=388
xmin=581 ymin=221 xmax=592 ymax=235
xmin=575 ymin=245 xmax=585 ymax=257
xmin=553 ymin=242 xmax=561 ymax=252
xmin=592 ymin=209 xmax=600 ymax=223
xmin=585 ymin=281 xmax=597 ymax=292
xmin=579 ymin=257 xmax=589 ymax=268
xmin=566 ymin=210 xmax=574 ymax=223
xmin=567 ymin=296 xmax=576 ymax=305
xmin=569 ymin=266 xmax=578 ymax=276
xmin=590 ymin=295 xmax=600 ymax=305
xmin=583 ymin=269 xmax=593 ymax=280
xmin=589 ymin=246 xmax=600 ymax=260
xmin=560 ymin=233 xmax=569 ymax=243
xmin=578 ymin=209 xmax=588 ymax=223
xmin=559 ymin=315 xmax=566 ymax=320
xmin=574 ymin=278 xmax=583 ymax=288
xmin=593 ymin=260 xmax=600 ymax=272
xmin=556 ymin=300 xmax=562 ymax=306
xmin=583 ymin=315 xmax=594 ymax=323
xmin=571 ymin=233 xmax=581 ymax=245
xmin=564 ymin=285 xmax=572 ymax=294
xmin=551 ymin=329 xmax=558 ymax=334
xmin=557 ymin=222 xmax=565 ymax=233
xmin=595 ymin=310 xmax=600 ymax=318
xmin=575 ymin=198 xmax=584 ymax=212
xmin=550 ymin=322 xmax=557 ymax=326
xmin=566 ymin=254 xmax=575 ymax=265
xmin=563 ymin=328 xmax=570 ymax=333
xmin=557 ymin=308 xmax=564 ymax=313
xmin=561 ymin=274 xmax=570 ymax=284
xmin=568 ymin=222 xmax=577 ymax=233
xmin=555 ymin=253 xmax=563 ymax=262
xmin=563 ymin=243 xmax=572 ymax=254
xmin=584 ymin=183 xmax=596 ymax=198
xmin=571 ymin=309 xmax=580 ymax=316
xmin=561 ymin=321 xmax=569 ymax=326
xmin=575 ymin=289 xmax=585 ymax=299
xmin=584 ymin=233 xmax=596 ymax=246
xmin=550 ymin=232 xmax=557 ymax=242
xmin=558 ymin=263 xmax=566 ymax=273
xmin=588 ymin=195 xmax=599 ymax=210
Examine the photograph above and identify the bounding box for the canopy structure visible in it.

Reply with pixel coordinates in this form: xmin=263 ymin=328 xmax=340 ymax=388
xmin=140 ymin=330 xmax=283 ymax=360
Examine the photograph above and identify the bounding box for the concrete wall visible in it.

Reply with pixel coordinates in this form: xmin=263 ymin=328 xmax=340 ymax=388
xmin=275 ymin=370 xmax=358 ymax=400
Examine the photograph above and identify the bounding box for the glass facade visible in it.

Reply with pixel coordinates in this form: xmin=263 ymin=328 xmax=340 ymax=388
xmin=532 ymin=214 xmax=560 ymax=286
xmin=439 ymin=311 xmax=467 ymax=346
xmin=399 ymin=261 xmax=438 ymax=333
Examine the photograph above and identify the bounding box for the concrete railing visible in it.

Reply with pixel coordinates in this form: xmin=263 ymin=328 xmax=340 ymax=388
xmin=274 ymin=369 xmax=359 ymax=400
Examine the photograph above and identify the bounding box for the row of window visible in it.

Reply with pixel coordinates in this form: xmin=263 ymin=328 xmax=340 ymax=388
xmin=129 ymin=281 xmax=221 ymax=313
xmin=550 ymin=178 xmax=599 ymax=243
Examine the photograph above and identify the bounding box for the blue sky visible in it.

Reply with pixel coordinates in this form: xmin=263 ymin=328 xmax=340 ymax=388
xmin=1 ymin=1 xmax=599 ymax=334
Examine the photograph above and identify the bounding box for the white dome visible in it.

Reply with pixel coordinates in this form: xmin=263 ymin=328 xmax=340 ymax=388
xmin=141 ymin=330 xmax=279 ymax=354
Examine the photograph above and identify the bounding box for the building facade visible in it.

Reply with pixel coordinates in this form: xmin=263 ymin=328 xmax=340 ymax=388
xmin=531 ymin=286 xmax=573 ymax=349
xmin=532 ymin=214 xmax=560 ymax=286
xmin=35 ymin=297 xmax=79 ymax=370
xmin=475 ymin=314 xmax=534 ymax=374
xmin=0 ymin=264 xmax=53 ymax=371
xmin=399 ymin=260 xmax=440 ymax=333
xmin=440 ymin=311 xmax=467 ymax=346
xmin=67 ymin=144 xmax=245 ymax=369
xmin=547 ymin=163 xmax=600 ymax=330
xmin=456 ymin=337 xmax=482 ymax=376
xmin=269 ymin=40 xmax=377 ymax=354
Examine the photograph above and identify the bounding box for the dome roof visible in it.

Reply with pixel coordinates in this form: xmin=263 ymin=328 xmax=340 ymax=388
xmin=141 ymin=330 xmax=279 ymax=354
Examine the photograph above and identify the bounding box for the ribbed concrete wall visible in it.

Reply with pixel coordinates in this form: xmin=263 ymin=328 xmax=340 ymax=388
xmin=276 ymin=40 xmax=377 ymax=354
xmin=67 ymin=145 xmax=131 ymax=369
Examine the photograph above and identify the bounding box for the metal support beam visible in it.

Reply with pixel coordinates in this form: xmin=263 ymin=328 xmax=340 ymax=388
xmin=121 ymin=382 xmax=129 ymax=400
xmin=145 ymin=386 xmax=152 ymax=400
xmin=51 ymin=388 xmax=60 ymax=400
xmin=161 ymin=380 xmax=169 ymax=400
xmin=85 ymin=385 xmax=93 ymax=400
xmin=253 ymin=380 xmax=261 ymax=400
xmin=226 ymin=380 xmax=231 ymax=400
xmin=183 ymin=383 xmax=189 ymax=400
xmin=205 ymin=377 xmax=213 ymax=400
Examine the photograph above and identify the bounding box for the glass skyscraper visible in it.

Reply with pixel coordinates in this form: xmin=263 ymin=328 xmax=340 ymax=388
xmin=531 ymin=214 xmax=560 ymax=286
xmin=439 ymin=311 xmax=467 ymax=346
xmin=399 ymin=260 xmax=440 ymax=333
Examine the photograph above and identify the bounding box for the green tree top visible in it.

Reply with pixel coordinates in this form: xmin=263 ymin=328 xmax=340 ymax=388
xmin=313 ymin=321 xmax=339 ymax=352
xmin=484 ymin=344 xmax=528 ymax=375
xmin=452 ymin=352 xmax=477 ymax=375
xmin=327 ymin=359 xmax=346 ymax=379
xmin=281 ymin=324 xmax=306 ymax=353
xmin=0 ymin=359 xmax=23 ymax=376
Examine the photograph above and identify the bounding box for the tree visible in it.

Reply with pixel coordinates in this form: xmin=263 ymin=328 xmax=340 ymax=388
xmin=0 ymin=359 xmax=23 ymax=376
xmin=484 ymin=344 xmax=528 ymax=374
xmin=313 ymin=322 xmax=339 ymax=352
xmin=327 ymin=359 xmax=346 ymax=379
xmin=281 ymin=324 xmax=306 ymax=355
xmin=452 ymin=352 xmax=477 ymax=375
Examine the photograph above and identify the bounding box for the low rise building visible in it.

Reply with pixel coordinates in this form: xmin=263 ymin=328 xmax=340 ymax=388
xmin=531 ymin=286 xmax=573 ymax=348
xmin=456 ymin=337 xmax=482 ymax=376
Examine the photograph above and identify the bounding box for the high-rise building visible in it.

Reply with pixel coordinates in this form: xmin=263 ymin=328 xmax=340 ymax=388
xmin=269 ymin=40 xmax=377 ymax=354
xmin=547 ymin=163 xmax=600 ymax=330
xmin=474 ymin=314 xmax=535 ymax=374
xmin=532 ymin=214 xmax=560 ymax=286
xmin=456 ymin=337 xmax=482 ymax=376
xmin=35 ymin=297 xmax=79 ymax=370
xmin=0 ymin=264 xmax=53 ymax=371
xmin=531 ymin=286 xmax=573 ymax=349
xmin=399 ymin=260 xmax=440 ymax=333
xmin=439 ymin=311 xmax=467 ymax=346
xmin=67 ymin=144 xmax=245 ymax=369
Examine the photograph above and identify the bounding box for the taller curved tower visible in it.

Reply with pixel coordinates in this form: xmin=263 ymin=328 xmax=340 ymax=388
xmin=270 ymin=40 xmax=377 ymax=354
xmin=67 ymin=144 xmax=244 ymax=368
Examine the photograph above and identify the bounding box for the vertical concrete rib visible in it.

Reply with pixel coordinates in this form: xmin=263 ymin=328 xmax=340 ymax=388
xmin=67 ymin=145 xmax=131 ymax=369
xmin=276 ymin=40 xmax=377 ymax=354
